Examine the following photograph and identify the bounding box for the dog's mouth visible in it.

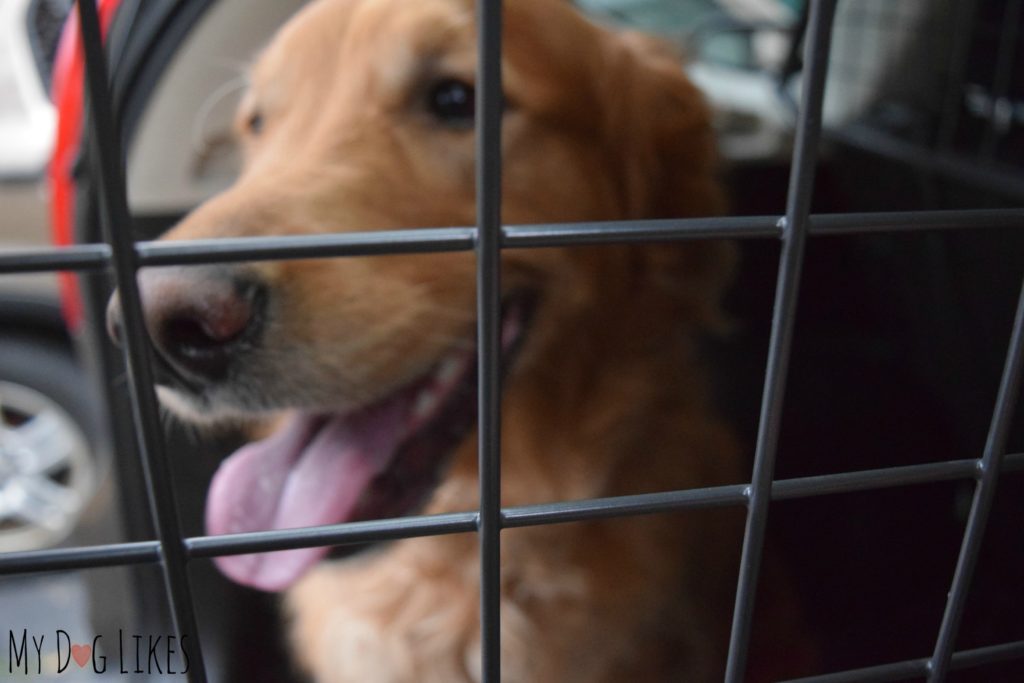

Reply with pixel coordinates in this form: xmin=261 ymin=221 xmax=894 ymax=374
xmin=204 ymin=294 xmax=535 ymax=592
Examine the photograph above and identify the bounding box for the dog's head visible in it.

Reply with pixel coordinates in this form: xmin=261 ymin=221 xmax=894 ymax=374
xmin=106 ymin=0 xmax=728 ymax=591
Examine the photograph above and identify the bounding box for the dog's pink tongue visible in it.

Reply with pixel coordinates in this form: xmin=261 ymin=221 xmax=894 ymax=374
xmin=206 ymin=403 xmax=408 ymax=592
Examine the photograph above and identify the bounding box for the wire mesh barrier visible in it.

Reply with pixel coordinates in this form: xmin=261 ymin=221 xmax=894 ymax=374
xmin=819 ymin=0 xmax=1024 ymax=200
xmin=1 ymin=0 xmax=1023 ymax=681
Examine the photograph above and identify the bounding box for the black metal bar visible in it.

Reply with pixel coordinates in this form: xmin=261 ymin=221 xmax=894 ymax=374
xmin=945 ymin=639 xmax=1024 ymax=674
xmin=1 ymin=454 xmax=1023 ymax=578
xmin=771 ymin=458 xmax=982 ymax=499
xmin=4 ymin=209 xmax=1024 ymax=277
xmin=785 ymin=657 xmax=926 ymax=683
xmin=75 ymin=2 xmax=208 ymax=681
xmin=928 ymin=278 xmax=1024 ymax=681
xmin=137 ymin=228 xmax=476 ymax=265
xmin=509 ymin=209 xmax=1024 ymax=243
xmin=137 ymin=209 xmax=1024 ymax=256
xmin=503 ymin=456 xmax=1016 ymax=527
xmin=0 ymin=541 xmax=161 ymax=575
xmin=504 ymin=455 xmax=1024 ymax=529
xmin=783 ymin=640 xmax=1024 ymax=683
xmin=187 ymin=512 xmax=478 ymax=558
xmin=725 ymin=2 xmax=836 ymax=680
xmin=476 ymin=0 xmax=504 ymax=680
xmin=504 ymin=215 xmax=780 ymax=246
xmin=503 ymin=485 xmax=749 ymax=528
xmin=807 ymin=208 xmax=1024 ymax=236
xmin=831 ymin=123 xmax=1024 ymax=202
xmin=0 ymin=244 xmax=111 ymax=273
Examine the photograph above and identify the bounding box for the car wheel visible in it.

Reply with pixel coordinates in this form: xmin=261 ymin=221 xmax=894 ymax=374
xmin=0 ymin=333 xmax=107 ymax=552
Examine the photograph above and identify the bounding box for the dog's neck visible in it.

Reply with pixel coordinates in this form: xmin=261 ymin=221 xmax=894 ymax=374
xmin=478 ymin=254 xmax=725 ymax=509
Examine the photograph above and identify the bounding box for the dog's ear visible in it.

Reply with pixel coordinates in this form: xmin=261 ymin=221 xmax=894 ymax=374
xmin=604 ymin=30 xmax=725 ymax=220
xmin=602 ymin=30 xmax=735 ymax=330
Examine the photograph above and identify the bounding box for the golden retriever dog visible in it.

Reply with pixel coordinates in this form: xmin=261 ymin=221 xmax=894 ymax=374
xmin=107 ymin=0 xmax=808 ymax=680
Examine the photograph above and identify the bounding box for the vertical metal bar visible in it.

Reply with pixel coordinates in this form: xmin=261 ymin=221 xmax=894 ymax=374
xmin=928 ymin=277 xmax=1024 ymax=682
xmin=76 ymin=2 xmax=207 ymax=681
xmin=476 ymin=0 xmax=504 ymax=681
xmin=724 ymin=2 xmax=836 ymax=681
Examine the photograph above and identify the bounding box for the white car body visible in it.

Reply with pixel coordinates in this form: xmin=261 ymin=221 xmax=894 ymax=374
xmin=0 ymin=0 xmax=56 ymax=179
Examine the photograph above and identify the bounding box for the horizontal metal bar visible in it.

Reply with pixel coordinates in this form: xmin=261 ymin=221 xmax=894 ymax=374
xmin=0 ymin=541 xmax=161 ymax=575
xmin=808 ymin=208 xmax=1024 ymax=236
xmin=831 ymin=121 xmax=1024 ymax=202
xmin=188 ymin=452 xmax=1024 ymax=559
xmin=2 ymin=209 xmax=1023 ymax=275
xmin=507 ymin=453 xmax=1024 ymax=529
xmin=503 ymin=215 xmax=779 ymax=246
xmin=785 ymin=657 xmax=925 ymax=683
xmin=0 ymin=454 xmax=1019 ymax=577
xmin=0 ymin=244 xmax=111 ymax=273
xmin=130 ymin=209 xmax=1024 ymax=254
xmin=137 ymin=228 xmax=477 ymax=266
xmin=0 ymin=209 xmax=1016 ymax=273
xmin=771 ymin=458 xmax=982 ymax=499
xmin=506 ymin=209 xmax=1024 ymax=245
xmin=781 ymin=639 xmax=1024 ymax=683
xmin=186 ymin=511 xmax=478 ymax=559
xmin=503 ymin=484 xmax=749 ymax=528
xmin=950 ymin=640 xmax=1024 ymax=672
xmin=1 ymin=454 xmax=1020 ymax=576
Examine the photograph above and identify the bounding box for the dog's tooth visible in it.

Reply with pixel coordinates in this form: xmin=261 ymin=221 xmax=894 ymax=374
xmin=435 ymin=355 xmax=463 ymax=385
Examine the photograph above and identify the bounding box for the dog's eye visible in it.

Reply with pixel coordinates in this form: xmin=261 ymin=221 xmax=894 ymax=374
xmin=245 ymin=111 xmax=264 ymax=135
xmin=427 ymin=79 xmax=475 ymax=126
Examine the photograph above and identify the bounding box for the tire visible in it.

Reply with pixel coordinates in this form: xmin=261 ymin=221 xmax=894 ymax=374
xmin=0 ymin=333 xmax=111 ymax=552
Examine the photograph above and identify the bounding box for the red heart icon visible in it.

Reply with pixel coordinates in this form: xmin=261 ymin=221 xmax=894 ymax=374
xmin=71 ymin=644 xmax=92 ymax=668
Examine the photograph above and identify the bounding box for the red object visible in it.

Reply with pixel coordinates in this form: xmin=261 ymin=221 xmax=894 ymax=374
xmin=48 ymin=0 xmax=122 ymax=331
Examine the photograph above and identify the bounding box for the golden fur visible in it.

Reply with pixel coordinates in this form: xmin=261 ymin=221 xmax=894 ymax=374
xmin=143 ymin=0 xmax=808 ymax=680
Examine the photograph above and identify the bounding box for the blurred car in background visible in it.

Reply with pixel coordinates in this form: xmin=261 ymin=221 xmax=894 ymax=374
xmin=0 ymin=0 xmax=111 ymax=556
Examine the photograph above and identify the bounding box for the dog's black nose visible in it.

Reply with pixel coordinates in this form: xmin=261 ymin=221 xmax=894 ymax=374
xmin=106 ymin=266 xmax=264 ymax=383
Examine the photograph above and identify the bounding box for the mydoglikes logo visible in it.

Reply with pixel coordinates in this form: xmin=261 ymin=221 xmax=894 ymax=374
xmin=6 ymin=630 xmax=190 ymax=676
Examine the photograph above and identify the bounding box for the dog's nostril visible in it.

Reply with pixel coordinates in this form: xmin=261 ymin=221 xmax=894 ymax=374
xmin=154 ymin=291 xmax=259 ymax=381
xmin=162 ymin=305 xmax=251 ymax=353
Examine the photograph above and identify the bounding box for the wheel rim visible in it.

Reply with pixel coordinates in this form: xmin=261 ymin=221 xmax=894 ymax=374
xmin=0 ymin=380 xmax=95 ymax=551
